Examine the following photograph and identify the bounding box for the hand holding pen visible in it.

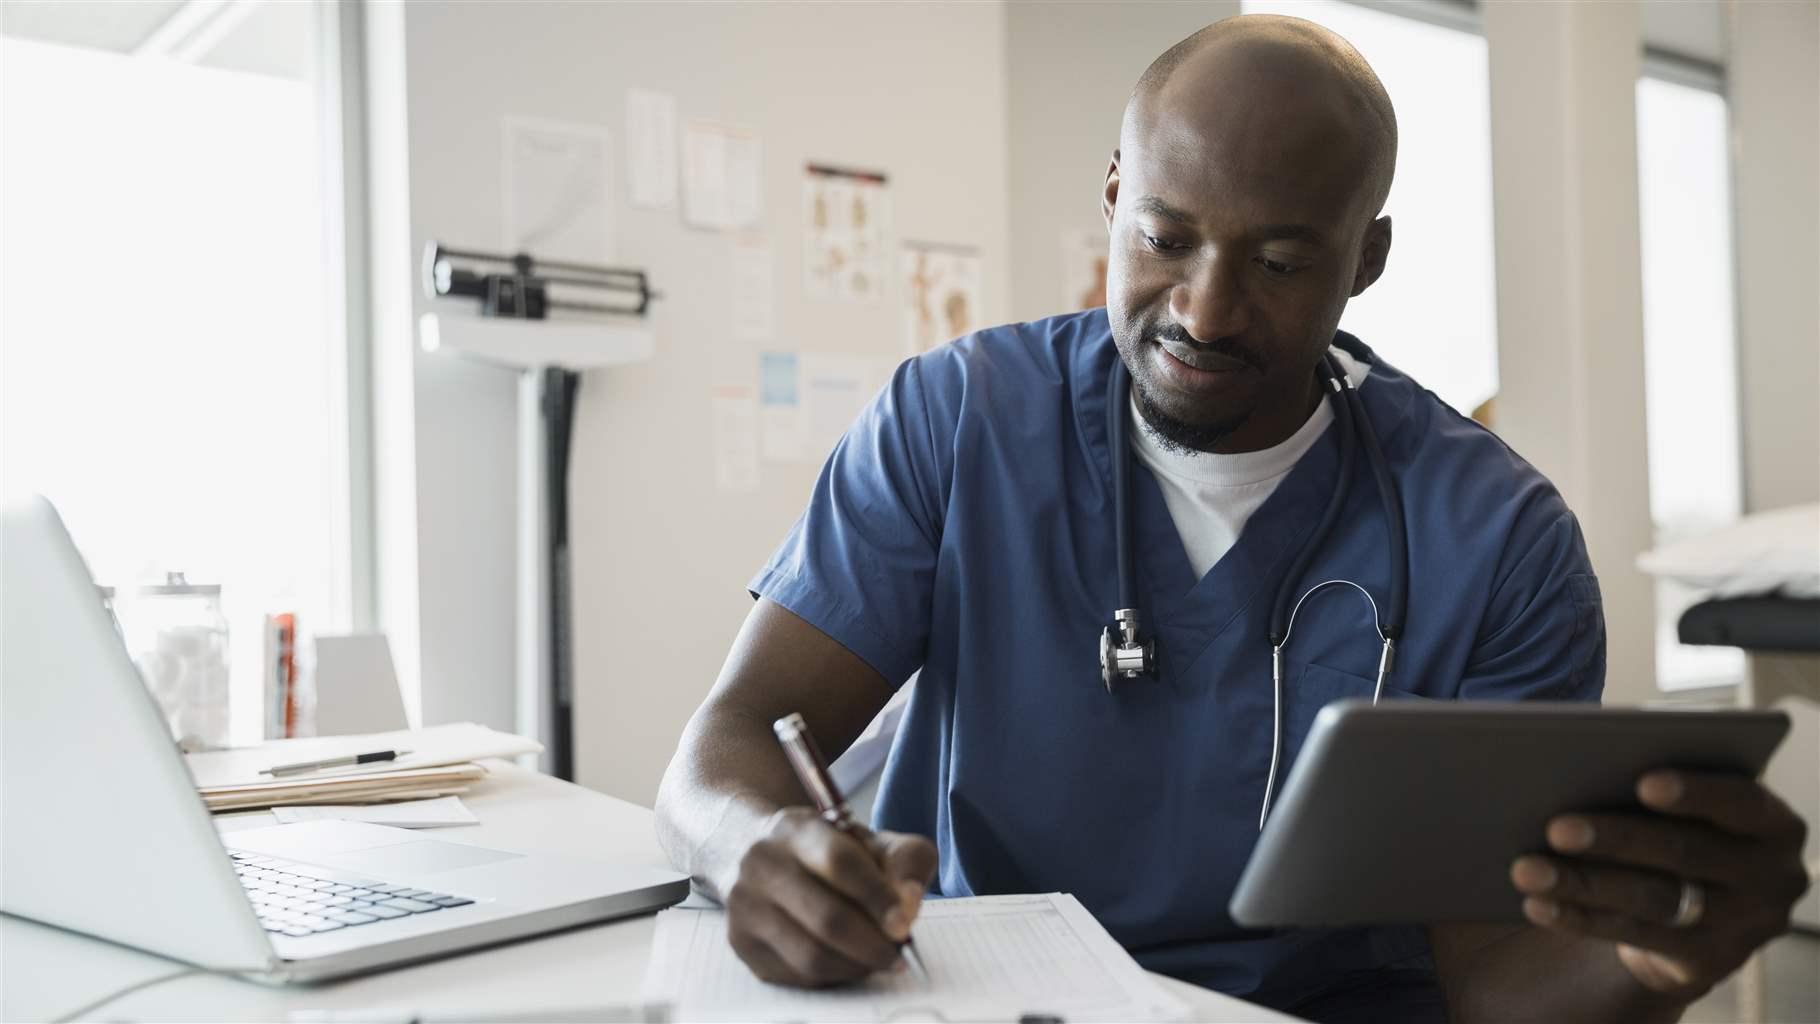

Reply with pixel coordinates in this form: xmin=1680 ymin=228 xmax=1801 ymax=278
xmin=772 ymin=713 xmax=930 ymax=977
xmin=716 ymin=712 xmax=937 ymax=988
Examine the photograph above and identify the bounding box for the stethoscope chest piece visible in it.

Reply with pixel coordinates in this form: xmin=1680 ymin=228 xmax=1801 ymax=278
xmin=1100 ymin=607 xmax=1156 ymax=692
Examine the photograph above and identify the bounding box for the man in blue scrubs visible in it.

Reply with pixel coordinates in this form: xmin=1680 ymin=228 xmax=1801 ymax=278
xmin=656 ymin=15 xmax=1810 ymax=1022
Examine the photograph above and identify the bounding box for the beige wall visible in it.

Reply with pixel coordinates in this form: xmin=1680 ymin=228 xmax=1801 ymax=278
xmin=1729 ymin=0 xmax=1820 ymax=513
xmin=568 ymin=3 xmax=1013 ymax=805
xmin=377 ymin=1 xmax=1014 ymax=805
xmin=1004 ymin=1 xmax=1239 ymax=324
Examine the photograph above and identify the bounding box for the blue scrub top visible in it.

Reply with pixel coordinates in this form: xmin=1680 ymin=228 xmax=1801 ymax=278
xmin=752 ymin=309 xmax=1605 ymax=1022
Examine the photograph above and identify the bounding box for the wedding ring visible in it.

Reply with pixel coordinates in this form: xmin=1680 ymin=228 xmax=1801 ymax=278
xmin=1670 ymin=879 xmax=1705 ymax=928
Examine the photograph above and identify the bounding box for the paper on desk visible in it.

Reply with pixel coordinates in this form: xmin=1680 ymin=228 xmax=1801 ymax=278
xmin=184 ymin=722 xmax=541 ymax=789
xmin=199 ymin=766 xmax=487 ymax=813
xmin=641 ymin=892 xmax=1189 ymax=1023
xmin=272 ymin=795 xmax=477 ymax=829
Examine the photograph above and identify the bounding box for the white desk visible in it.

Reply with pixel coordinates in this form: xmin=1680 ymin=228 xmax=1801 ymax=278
xmin=2 ymin=763 xmax=1299 ymax=1022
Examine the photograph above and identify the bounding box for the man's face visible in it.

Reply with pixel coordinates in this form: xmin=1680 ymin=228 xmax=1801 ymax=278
xmin=1102 ymin=56 xmax=1390 ymax=453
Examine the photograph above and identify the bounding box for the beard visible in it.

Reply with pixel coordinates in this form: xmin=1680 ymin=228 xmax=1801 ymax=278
xmin=1130 ymin=381 xmax=1250 ymax=455
xmin=1122 ymin=319 xmax=1267 ymax=455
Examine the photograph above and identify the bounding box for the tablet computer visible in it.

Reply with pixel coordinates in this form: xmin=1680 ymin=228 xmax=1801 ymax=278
xmin=1228 ymin=701 xmax=1789 ymax=927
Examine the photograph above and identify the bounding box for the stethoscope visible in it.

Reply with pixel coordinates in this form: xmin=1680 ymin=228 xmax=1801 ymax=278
xmin=1097 ymin=350 xmax=1410 ymax=827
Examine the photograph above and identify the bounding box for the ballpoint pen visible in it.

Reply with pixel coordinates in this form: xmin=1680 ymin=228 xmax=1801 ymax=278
xmin=261 ymin=749 xmax=412 ymax=776
xmin=772 ymin=712 xmax=929 ymax=979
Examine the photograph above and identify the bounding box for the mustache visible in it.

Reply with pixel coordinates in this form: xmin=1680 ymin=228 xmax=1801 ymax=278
xmin=1147 ymin=325 xmax=1266 ymax=372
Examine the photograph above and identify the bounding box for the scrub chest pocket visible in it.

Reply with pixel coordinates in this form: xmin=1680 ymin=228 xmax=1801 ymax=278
xmin=1285 ymin=662 xmax=1431 ymax=770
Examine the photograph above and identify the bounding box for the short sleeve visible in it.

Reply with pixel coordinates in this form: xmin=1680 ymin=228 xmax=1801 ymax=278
xmin=749 ymin=357 xmax=946 ymax=688
xmin=1458 ymin=507 xmax=1606 ymax=703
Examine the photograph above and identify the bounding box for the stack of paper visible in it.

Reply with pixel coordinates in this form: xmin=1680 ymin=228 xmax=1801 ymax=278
xmin=194 ymin=763 xmax=488 ymax=812
xmin=641 ymin=893 xmax=1190 ymax=1023
xmin=185 ymin=723 xmax=541 ymax=813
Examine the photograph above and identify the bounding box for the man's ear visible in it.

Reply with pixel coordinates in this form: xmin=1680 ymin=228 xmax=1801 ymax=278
xmin=1102 ymin=150 xmax=1121 ymax=231
xmin=1350 ymin=215 xmax=1392 ymax=297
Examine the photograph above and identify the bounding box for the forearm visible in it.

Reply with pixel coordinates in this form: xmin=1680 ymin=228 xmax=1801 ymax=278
xmin=656 ymin=599 xmax=899 ymax=901
xmin=655 ymin=701 xmax=804 ymax=900
xmin=1438 ymin=927 xmax=1688 ymax=1024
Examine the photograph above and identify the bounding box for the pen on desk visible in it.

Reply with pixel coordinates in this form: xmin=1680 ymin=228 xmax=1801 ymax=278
xmin=261 ymin=749 xmax=412 ymax=777
xmin=772 ymin=712 xmax=929 ymax=979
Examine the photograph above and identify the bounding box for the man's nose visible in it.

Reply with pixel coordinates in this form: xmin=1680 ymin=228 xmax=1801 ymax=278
xmin=1168 ymin=253 xmax=1250 ymax=343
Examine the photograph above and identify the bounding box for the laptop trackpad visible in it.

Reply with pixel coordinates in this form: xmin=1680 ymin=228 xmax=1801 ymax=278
xmin=315 ymin=839 xmax=523 ymax=876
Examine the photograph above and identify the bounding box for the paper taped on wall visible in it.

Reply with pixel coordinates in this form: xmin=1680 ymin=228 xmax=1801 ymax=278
xmin=503 ymin=117 xmax=614 ymax=265
xmin=626 ymin=88 xmax=678 ymax=210
xmin=758 ymin=351 xmax=804 ymax=461
xmin=683 ymin=120 xmax=762 ymax=231
xmin=732 ymin=242 xmax=775 ymax=342
xmin=710 ymin=384 xmax=760 ymax=492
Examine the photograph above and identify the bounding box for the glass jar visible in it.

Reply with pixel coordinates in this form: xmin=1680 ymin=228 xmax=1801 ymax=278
xmin=113 ymin=572 xmax=231 ymax=750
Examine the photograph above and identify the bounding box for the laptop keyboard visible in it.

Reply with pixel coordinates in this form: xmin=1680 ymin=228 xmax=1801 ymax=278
xmin=230 ymin=851 xmax=474 ymax=938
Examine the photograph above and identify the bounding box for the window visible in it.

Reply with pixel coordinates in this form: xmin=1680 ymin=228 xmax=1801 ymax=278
xmin=1239 ymin=0 xmax=1500 ymax=416
xmin=1 ymin=4 xmax=366 ymax=742
xmin=1635 ymin=65 xmax=1746 ymax=692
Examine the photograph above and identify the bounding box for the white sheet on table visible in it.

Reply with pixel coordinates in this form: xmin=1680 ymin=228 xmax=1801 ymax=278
xmin=640 ymin=892 xmax=1189 ymax=1023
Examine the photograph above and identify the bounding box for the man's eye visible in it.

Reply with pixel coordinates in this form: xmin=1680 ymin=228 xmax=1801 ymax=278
xmin=1143 ymin=235 xmax=1183 ymax=253
xmin=1256 ymin=256 xmax=1297 ymax=275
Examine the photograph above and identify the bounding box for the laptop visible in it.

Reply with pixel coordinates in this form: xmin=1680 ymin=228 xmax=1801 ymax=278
xmin=0 ymin=495 xmax=689 ymax=982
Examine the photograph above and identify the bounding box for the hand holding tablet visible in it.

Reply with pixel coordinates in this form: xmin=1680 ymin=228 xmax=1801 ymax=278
xmin=1512 ymin=765 xmax=1810 ymax=998
xmin=1228 ymin=702 xmax=1808 ymax=1000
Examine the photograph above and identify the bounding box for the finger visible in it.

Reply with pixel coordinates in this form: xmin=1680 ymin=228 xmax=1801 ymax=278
xmin=767 ymin=860 xmax=902 ymax=971
xmin=737 ymin=891 xmax=879 ymax=987
xmin=1520 ymin=896 xmax=1705 ymax=966
xmin=728 ymin=919 xmax=810 ymax=987
xmin=1637 ymin=770 xmax=1807 ymax=842
xmin=873 ymin=830 xmax=938 ymax=919
xmin=1511 ymin=855 xmax=1689 ymax=926
xmin=1545 ymin=813 xmax=1752 ymax=885
xmin=788 ymin=822 xmax=911 ymax=941
xmin=1616 ymin=943 xmax=1706 ymax=994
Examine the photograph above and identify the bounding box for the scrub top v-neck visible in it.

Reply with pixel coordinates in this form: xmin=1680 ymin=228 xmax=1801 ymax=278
xmin=750 ymin=308 xmax=1605 ymax=1021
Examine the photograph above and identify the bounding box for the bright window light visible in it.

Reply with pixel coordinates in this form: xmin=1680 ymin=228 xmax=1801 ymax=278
xmin=1241 ymin=0 xmax=1500 ymax=415
xmin=1635 ymin=74 xmax=1745 ymax=692
xmin=1 ymin=35 xmax=343 ymax=742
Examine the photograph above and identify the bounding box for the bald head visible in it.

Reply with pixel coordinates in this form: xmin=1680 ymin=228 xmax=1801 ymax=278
xmin=1098 ymin=14 xmax=1402 ymax=455
xmin=1128 ymin=15 xmax=1397 ymax=221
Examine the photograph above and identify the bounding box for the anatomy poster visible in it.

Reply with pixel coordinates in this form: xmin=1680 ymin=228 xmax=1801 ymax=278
xmin=901 ymin=242 xmax=983 ymax=353
xmin=803 ymin=164 xmax=889 ymax=301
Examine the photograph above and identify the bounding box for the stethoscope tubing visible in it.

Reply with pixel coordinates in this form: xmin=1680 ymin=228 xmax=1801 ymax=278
xmin=1269 ymin=355 xmax=1361 ymax=646
xmin=1107 ymin=357 xmax=1140 ymax=614
xmin=1106 ymin=345 xmax=1412 ymax=827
